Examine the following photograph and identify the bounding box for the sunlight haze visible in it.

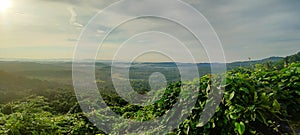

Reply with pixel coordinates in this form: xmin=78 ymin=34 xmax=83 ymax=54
xmin=0 ymin=0 xmax=299 ymax=62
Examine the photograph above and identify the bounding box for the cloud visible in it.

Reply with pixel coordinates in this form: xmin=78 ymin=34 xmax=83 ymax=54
xmin=1 ymin=0 xmax=299 ymax=62
xmin=67 ymin=38 xmax=78 ymax=42
xmin=181 ymin=0 xmax=300 ymax=61
xmin=63 ymin=0 xmax=300 ymax=62
xmin=67 ymin=6 xmax=83 ymax=28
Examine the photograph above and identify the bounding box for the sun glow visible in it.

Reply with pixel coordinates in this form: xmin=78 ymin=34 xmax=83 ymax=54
xmin=0 ymin=0 xmax=11 ymax=12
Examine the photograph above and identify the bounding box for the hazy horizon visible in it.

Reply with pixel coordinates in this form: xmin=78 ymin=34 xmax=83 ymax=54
xmin=0 ymin=52 xmax=289 ymax=64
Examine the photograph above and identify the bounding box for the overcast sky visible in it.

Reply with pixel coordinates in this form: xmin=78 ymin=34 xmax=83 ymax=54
xmin=0 ymin=0 xmax=299 ymax=62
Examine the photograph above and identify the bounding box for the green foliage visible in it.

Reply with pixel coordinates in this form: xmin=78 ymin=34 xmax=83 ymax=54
xmin=172 ymin=62 xmax=299 ymax=135
xmin=275 ymin=52 xmax=300 ymax=69
xmin=235 ymin=122 xmax=245 ymax=135
xmin=99 ymin=62 xmax=299 ymax=134
xmin=0 ymin=96 xmax=102 ymax=135
xmin=0 ymin=56 xmax=299 ymax=134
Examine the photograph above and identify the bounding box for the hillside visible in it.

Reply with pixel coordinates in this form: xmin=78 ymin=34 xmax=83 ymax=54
xmin=0 ymin=52 xmax=299 ymax=134
xmin=0 ymin=60 xmax=299 ymax=134
xmin=0 ymin=70 xmax=71 ymax=103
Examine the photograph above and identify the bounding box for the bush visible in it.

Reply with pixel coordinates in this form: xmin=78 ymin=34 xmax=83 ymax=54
xmin=0 ymin=62 xmax=299 ymax=134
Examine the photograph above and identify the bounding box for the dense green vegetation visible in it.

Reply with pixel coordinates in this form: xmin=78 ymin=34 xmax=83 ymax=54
xmin=0 ymin=52 xmax=299 ymax=134
xmin=89 ymin=61 xmax=300 ymax=134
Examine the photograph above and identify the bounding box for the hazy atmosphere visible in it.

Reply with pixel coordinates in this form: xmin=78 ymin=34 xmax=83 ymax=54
xmin=1 ymin=0 xmax=300 ymax=134
xmin=1 ymin=0 xmax=299 ymax=62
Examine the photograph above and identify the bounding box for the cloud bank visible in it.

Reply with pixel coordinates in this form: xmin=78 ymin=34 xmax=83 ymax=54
xmin=0 ymin=0 xmax=299 ymax=62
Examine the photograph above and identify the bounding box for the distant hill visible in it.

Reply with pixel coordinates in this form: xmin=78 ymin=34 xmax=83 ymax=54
xmin=0 ymin=51 xmax=299 ymax=104
xmin=276 ymin=51 xmax=300 ymax=68
xmin=0 ymin=70 xmax=69 ymax=103
xmin=286 ymin=51 xmax=300 ymax=63
xmin=227 ymin=56 xmax=283 ymax=69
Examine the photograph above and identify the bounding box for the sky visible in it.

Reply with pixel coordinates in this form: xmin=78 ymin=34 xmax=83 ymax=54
xmin=0 ymin=0 xmax=300 ymax=62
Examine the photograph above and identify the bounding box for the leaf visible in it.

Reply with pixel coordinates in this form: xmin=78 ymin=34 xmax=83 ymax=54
xmin=295 ymin=90 xmax=300 ymax=96
xmin=257 ymin=110 xmax=267 ymax=125
xmin=240 ymin=87 xmax=249 ymax=94
xmin=206 ymin=84 xmax=211 ymax=93
xmin=260 ymin=92 xmax=267 ymax=101
xmin=228 ymin=91 xmax=235 ymax=101
xmin=235 ymin=122 xmax=245 ymax=135
xmin=272 ymin=100 xmax=280 ymax=111
xmin=230 ymin=113 xmax=238 ymax=119
xmin=254 ymin=91 xmax=258 ymax=103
